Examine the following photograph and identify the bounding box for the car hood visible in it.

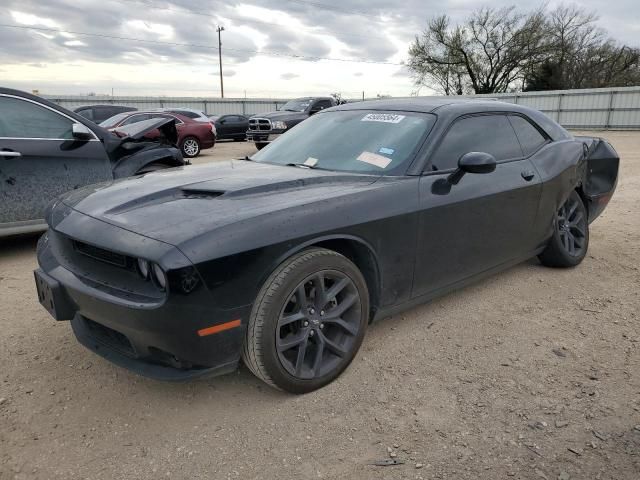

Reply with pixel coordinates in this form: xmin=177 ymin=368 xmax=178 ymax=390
xmin=252 ymin=111 xmax=307 ymax=121
xmin=59 ymin=160 xmax=379 ymax=247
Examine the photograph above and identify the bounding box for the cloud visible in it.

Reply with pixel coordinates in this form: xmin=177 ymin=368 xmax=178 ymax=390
xmin=280 ymin=72 xmax=299 ymax=80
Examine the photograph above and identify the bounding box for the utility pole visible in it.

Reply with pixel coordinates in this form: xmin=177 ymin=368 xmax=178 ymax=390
xmin=216 ymin=25 xmax=225 ymax=98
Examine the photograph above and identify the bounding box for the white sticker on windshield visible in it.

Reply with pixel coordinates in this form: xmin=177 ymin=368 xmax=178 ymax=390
xmin=361 ymin=113 xmax=406 ymax=124
xmin=304 ymin=157 xmax=318 ymax=167
xmin=357 ymin=151 xmax=392 ymax=169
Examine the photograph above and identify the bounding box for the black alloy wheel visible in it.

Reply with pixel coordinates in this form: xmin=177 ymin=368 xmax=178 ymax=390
xmin=276 ymin=271 xmax=361 ymax=379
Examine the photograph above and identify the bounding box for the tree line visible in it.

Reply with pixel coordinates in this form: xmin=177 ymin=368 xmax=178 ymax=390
xmin=407 ymin=4 xmax=640 ymax=94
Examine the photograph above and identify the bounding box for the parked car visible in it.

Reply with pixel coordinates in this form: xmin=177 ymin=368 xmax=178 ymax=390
xmin=100 ymin=111 xmax=216 ymax=158
xmin=0 ymin=88 xmax=184 ymax=238
xmin=74 ymin=105 xmax=137 ymax=124
xmin=159 ymin=107 xmax=212 ymax=125
xmin=34 ymin=98 xmax=619 ymax=393
xmin=210 ymin=114 xmax=249 ymax=141
xmin=246 ymin=97 xmax=336 ymax=150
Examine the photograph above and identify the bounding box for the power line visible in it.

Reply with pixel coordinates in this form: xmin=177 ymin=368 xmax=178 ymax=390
xmin=112 ymin=0 xmax=384 ymax=41
xmin=0 ymin=23 xmax=402 ymax=65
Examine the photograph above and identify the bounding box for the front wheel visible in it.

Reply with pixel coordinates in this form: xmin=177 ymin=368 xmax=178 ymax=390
xmin=181 ymin=137 xmax=201 ymax=158
xmin=242 ymin=248 xmax=369 ymax=393
xmin=538 ymin=190 xmax=589 ymax=268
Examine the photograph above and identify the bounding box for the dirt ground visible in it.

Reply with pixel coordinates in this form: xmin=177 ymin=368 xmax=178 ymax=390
xmin=1 ymin=133 xmax=639 ymax=480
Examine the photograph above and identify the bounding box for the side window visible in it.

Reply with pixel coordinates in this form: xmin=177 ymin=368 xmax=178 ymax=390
xmin=0 ymin=96 xmax=74 ymax=139
xmin=77 ymin=108 xmax=94 ymax=120
xmin=508 ymin=115 xmax=547 ymax=156
xmin=430 ymin=115 xmax=523 ymax=171
xmin=173 ymin=110 xmax=199 ymax=119
xmin=121 ymin=114 xmax=151 ymax=126
xmin=313 ymin=100 xmax=332 ymax=111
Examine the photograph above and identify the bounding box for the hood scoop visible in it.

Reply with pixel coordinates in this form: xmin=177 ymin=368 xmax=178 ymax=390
xmin=104 ymin=186 xmax=226 ymax=216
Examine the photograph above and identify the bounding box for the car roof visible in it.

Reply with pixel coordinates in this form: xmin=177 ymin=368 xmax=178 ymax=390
xmin=126 ymin=111 xmax=192 ymax=121
xmin=331 ymin=97 xmax=570 ymax=141
xmin=73 ymin=105 xmax=135 ymax=110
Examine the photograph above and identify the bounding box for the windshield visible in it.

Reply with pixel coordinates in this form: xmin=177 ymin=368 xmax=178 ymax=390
xmin=251 ymin=110 xmax=436 ymax=175
xmin=280 ymin=99 xmax=312 ymax=112
xmin=99 ymin=112 xmax=130 ymax=128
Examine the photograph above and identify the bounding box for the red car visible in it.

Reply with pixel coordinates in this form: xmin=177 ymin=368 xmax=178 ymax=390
xmin=100 ymin=112 xmax=216 ymax=158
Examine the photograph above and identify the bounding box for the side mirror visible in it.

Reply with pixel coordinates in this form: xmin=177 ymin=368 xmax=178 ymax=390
xmin=447 ymin=152 xmax=496 ymax=185
xmin=219 ymin=119 xmax=226 ymax=124
xmin=72 ymin=123 xmax=94 ymax=141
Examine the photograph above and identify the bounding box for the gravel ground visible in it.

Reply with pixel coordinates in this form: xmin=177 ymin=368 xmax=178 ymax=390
xmin=1 ymin=132 xmax=639 ymax=480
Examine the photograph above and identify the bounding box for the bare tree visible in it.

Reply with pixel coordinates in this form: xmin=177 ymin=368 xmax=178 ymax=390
xmin=525 ymin=5 xmax=639 ymax=90
xmin=408 ymin=6 xmax=550 ymax=94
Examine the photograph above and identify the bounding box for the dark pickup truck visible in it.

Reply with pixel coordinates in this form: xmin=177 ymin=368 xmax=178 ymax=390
xmin=246 ymin=97 xmax=336 ymax=150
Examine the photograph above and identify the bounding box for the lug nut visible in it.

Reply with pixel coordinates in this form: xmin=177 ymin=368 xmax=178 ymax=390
xmin=309 ymin=308 xmax=315 ymax=315
xmin=303 ymin=321 xmax=309 ymax=327
xmin=320 ymin=310 xmax=325 ymax=316
xmin=309 ymin=330 xmax=315 ymax=337
xmin=320 ymin=323 xmax=324 ymax=329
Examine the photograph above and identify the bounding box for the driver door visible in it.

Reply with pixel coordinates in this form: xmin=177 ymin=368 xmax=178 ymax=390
xmin=412 ymin=114 xmax=542 ymax=298
xmin=0 ymin=94 xmax=111 ymax=226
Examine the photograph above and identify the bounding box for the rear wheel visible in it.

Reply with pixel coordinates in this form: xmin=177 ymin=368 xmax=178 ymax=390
xmin=242 ymin=248 xmax=369 ymax=393
xmin=181 ymin=137 xmax=200 ymax=158
xmin=538 ymin=190 xmax=589 ymax=268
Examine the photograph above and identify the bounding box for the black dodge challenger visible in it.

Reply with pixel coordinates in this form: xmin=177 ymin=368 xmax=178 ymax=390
xmin=34 ymin=98 xmax=619 ymax=393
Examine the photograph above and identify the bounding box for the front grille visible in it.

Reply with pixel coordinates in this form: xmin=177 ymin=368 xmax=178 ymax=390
xmin=248 ymin=118 xmax=272 ymax=131
xmin=84 ymin=318 xmax=136 ymax=357
xmin=73 ymin=240 xmax=128 ymax=268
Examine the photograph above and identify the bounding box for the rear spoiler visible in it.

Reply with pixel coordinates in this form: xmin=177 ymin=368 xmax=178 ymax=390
xmin=576 ymin=136 xmax=619 ymax=223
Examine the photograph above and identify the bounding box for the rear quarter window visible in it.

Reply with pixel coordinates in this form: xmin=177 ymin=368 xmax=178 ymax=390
xmin=508 ymin=115 xmax=548 ymax=156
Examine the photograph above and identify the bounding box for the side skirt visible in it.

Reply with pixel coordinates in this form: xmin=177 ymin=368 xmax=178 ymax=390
xmin=371 ymin=249 xmax=544 ymax=323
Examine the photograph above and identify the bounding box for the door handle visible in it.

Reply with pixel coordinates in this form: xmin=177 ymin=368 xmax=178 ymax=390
xmin=521 ymin=170 xmax=535 ymax=181
xmin=0 ymin=151 xmax=21 ymax=158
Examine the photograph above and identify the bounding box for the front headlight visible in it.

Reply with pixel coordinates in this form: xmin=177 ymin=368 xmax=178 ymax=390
xmin=152 ymin=263 xmax=167 ymax=291
xmin=272 ymin=121 xmax=287 ymax=130
xmin=137 ymin=258 xmax=150 ymax=279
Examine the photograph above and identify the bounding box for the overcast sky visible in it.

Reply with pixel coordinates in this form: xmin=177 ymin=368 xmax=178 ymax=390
xmin=1 ymin=0 xmax=638 ymax=98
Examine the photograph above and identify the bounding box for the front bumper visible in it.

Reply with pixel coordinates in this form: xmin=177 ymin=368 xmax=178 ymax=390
xmin=35 ymin=210 xmax=250 ymax=381
xmin=246 ymin=132 xmax=282 ymax=143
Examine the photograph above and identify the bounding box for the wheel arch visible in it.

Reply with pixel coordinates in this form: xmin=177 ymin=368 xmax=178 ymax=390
xmin=268 ymin=235 xmax=381 ymax=321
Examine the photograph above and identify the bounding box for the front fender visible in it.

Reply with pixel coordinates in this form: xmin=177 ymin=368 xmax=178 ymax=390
xmin=112 ymin=146 xmax=185 ymax=179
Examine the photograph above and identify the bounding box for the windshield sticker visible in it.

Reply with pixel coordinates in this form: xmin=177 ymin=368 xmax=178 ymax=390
xmin=357 ymin=151 xmax=392 ymax=169
xmin=304 ymin=157 xmax=319 ymax=167
xmin=361 ymin=113 xmax=406 ymax=124
xmin=378 ymin=147 xmax=395 ymax=155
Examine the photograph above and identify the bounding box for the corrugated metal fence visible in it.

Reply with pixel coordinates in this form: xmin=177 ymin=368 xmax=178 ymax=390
xmin=43 ymin=95 xmax=289 ymax=116
xmin=45 ymin=85 xmax=640 ymax=129
xmin=476 ymin=86 xmax=640 ymax=130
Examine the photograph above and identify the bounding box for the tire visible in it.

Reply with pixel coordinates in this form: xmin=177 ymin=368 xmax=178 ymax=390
xmin=255 ymin=142 xmax=267 ymax=151
xmin=181 ymin=137 xmax=200 ymax=158
xmin=233 ymin=137 xmax=245 ymax=142
xmin=242 ymin=248 xmax=369 ymax=394
xmin=538 ymin=190 xmax=589 ymax=268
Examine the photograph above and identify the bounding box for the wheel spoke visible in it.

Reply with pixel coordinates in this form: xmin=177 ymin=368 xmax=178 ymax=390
xmin=567 ymin=232 xmax=576 ymax=254
xmin=280 ymin=310 xmax=306 ymax=327
xmin=311 ymin=336 xmax=325 ymax=375
xmin=311 ymin=273 xmax=326 ymax=307
xmin=322 ymin=317 xmax=358 ymax=336
xmin=321 ymin=277 xmax=350 ymax=308
xmin=325 ymin=292 xmax=357 ymax=318
xmin=320 ymin=331 xmax=348 ymax=358
xmin=569 ymin=211 xmax=583 ymax=227
xmin=566 ymin=200 xmax=578 ymax=221
xmin=294 ymin=337 xmax=309 ymax=376
xmin=277 ymin=331 xmax=308 ymax=352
